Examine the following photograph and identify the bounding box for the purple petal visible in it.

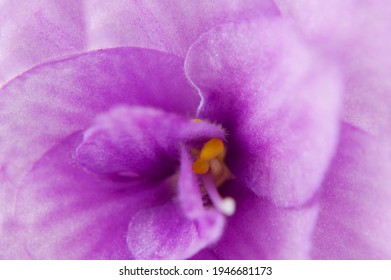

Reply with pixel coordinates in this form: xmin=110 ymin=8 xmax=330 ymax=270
xmin=276 ymin=1 xmax=391 ymax=138
xmin=0 ymin=0 xmax=85 ymax=85
xmin=127 ymin=146 xmax=225 ymax=259
xmin=212 ymin=183 xmax=319 ymax=259
xmin=0 ymin=222 xmax=29 ymax=259
xmin=185 ymin=18 xmax=342 ymax=207
xmin=84 ymin=0 xmax=279 ymax=57
xmin=0 ymin=48 xmax=199 ymax=184
xmin=177 ymin=147 xmax=204 ymax=219
xmin=127 ymin=202 xmax=224 ymax=260
xmin=312 ymin=123 xmax=391 ymax=259
xmin=274 ymin=0 xmax=354 ymax=50
xmin=76 ymin=106 xmax=225 ymax=178
xmin=0 ymin=172 xmax=29 ymax=259
xmin=339 ymin=2 xmax=391 ymax=139
xmin=14 ymin=133 xmax=169 ymax=259
xmin=189 ymin=249 xmax=218 ymax=260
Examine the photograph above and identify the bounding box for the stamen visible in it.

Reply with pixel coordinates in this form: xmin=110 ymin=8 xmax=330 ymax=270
xmin=217 ymin=148 xmax=227 ymax=162
xmin=200 ymin=138 xmax=224 ymax=161
xmin=220 ymin=197 xmax=236 ymax=216
xmin=202 ymin=174 xmax=236 ymax=216
xmin=212 ymin=162 xmax=234 ymax=187
xmin=190 ymin=137 xmax=235 ymax=215
xmin=192 ymin=158 xmax=209 ymax=174
xmin=209 ymin=158 xmax=224 ymax=178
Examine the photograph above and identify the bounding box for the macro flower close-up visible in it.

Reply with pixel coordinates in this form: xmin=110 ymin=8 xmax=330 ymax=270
xmin=1 ymin=0 xmax=391 ymax=260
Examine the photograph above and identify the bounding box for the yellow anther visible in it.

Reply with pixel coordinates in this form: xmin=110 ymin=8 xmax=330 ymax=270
xmin=216 ymin=148 xmax=226 ymax=162
xmin=200 ymin=138 xmax=225 ymax=161
xmin=189 ymin=135 xmax=235 ymax=216
xmin=192 ymin=137 xmax=232 ymax=186
xmin=192 ymin=158 xmax=210 ymax=174
xmin=192 ymin=118 xmax=203 ymax=123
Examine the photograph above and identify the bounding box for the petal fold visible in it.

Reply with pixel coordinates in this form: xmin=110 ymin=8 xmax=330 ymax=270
xmin=76 ymin=106 xmax=225 ymax=178
xmin=127 ymin=202 xmax=224 ymax=260
xmin=127 ymin=148 xmax=225 ymax=259
xmin=0 ymin=48 xmax=199 ymax=184
xmin=312 ymin=123 xmax=391 ymax=259
xmin=276 ymin=0 xmax=391 ymax=139
xmin=185 ymin=18 xmax=342 ymax=206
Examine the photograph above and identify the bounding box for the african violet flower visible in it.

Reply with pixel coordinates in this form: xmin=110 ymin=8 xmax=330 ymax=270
xmin=1 ymin=0 xmax=391 ymax=259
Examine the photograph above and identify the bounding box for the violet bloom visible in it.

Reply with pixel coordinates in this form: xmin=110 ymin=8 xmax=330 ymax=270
xmin=1 ymin=1 xmax=391 ymax=259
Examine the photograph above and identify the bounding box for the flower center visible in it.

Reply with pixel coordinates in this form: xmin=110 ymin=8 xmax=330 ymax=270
xmin=191 ymin=138 xmax=236 ymax=216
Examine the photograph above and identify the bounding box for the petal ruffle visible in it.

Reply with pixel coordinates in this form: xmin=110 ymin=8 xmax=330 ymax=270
xmin=0 ymin=48 xmax=199 ymax=184
xmin=84 ymin=0 xmax=279 ymax=57
xmin=0 ymin=0 xmax=85 ymax=85
xmin=127 ymin=147 xmax=225 ymax=259
xmin=185 ymin=18 xmax=342 ymax=207
xmin=312 ymin=123 xmax=391 ymax=259
xmin=76 ymin=106 xmax=225 ymax=178
xmin=14 ymin=133 xmax=169 ymax=259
